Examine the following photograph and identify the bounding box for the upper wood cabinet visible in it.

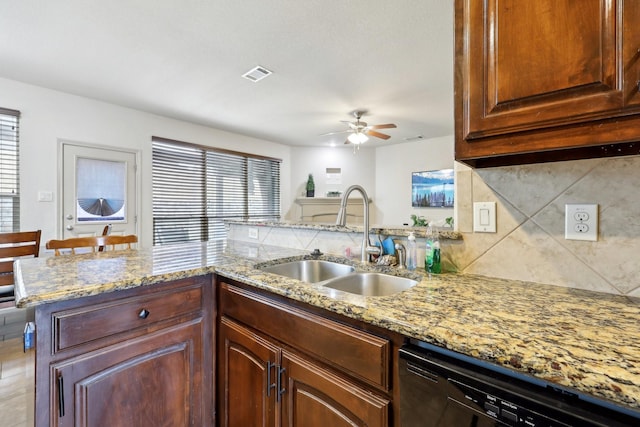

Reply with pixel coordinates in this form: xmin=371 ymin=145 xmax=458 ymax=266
xmin=455 ymin=0 xmax=640 ymax=167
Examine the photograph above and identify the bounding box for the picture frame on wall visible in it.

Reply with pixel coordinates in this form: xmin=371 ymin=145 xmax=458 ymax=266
xmin=412 ymin=169 xmax=454 ymax=208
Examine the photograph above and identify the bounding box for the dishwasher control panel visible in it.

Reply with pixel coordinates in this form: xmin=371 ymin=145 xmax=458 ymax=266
xmin=449 ymin=378 xmax=568 ymax=426
xmin=399 ymin=344 xmax=640 ymax=427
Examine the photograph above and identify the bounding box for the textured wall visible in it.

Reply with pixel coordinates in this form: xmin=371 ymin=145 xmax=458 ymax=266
xmin=452 ymin=155 xmax=640 ymax=296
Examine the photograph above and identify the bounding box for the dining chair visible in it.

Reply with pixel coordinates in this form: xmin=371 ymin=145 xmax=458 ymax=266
xmin=98 ymin=224 xmax=112 ymax=252
xmin=0 ymin=230 xmax=42 ymax=308
xmin=46 ymin=234 xmax=138 ymax=256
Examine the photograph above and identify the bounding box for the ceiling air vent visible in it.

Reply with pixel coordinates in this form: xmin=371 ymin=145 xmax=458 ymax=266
xmin=404 ymin=135 xmax=424 ymax=142
xmin=242 ymin=66 xmax=273 ymax=82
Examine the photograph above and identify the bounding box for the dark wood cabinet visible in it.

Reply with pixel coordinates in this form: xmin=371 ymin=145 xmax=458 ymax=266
xmin=51 ymin=322 xmax=201 ymax=427
xmin=218 ymin=317 xmax=278 ymax=427
xmin=280 ymin=350 xmax=388 ymax=427
xmin=35 ymin=276 xmax=214 ymax=427
xmin=455 ymin=0 xmax=640 ymax=167
xmin=217 ymin=279 xmax=392 ymax=427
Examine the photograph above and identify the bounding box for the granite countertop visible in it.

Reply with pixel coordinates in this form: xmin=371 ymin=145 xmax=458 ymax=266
xmin=224 ymin=219 xmax=462 ymax=240
xmin=14 ymin=240 xmax=640 ymax=413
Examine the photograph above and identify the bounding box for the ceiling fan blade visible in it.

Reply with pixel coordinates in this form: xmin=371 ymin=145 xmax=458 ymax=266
xmin=366 ymin=130 xmax=391 ymax=140
xmin=344 ymin=139 xmax=351 ymax=145
xmin=369 ymin=123 xmax=396 ymax=130
xmin=319 ymin=129 xmax=351 ymax=136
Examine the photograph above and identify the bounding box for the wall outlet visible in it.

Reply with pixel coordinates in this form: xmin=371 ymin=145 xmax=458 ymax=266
xmin=248 ymin=227 xmax=259 ymax=239
xmin=565 ymin=204 xmax=598 ymax=241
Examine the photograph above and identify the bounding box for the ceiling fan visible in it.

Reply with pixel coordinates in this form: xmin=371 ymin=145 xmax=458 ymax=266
xmin=320 ymin=110 xmax=397 ymax=146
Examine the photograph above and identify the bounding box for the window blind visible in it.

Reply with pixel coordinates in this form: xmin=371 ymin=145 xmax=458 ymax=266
xmin=152 ymin=137 xmax=280 ymax=245
xmin=0 ymin=108 xmax=20 ymax=232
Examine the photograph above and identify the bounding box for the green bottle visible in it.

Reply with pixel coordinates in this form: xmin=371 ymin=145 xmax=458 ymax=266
xmin=431 ymin=240 xmax=441 ymax=274
xmin=424 ymin=223 xmax=441 ymax=274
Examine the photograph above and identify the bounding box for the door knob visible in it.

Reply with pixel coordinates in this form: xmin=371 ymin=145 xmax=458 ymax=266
xmin=65 ymin=214 xmax=73 ymax=220
xmin=65 ymin=225 xmax=74 ymax=231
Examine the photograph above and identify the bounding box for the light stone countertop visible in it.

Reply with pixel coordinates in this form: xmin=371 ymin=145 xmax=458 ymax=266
xmin=14 ymin=240 xmax=640 ymax=414
xmin=224 ymin=219 xmax=462 ymax=239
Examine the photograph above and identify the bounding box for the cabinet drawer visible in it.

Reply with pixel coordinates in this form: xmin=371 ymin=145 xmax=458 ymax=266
xmin=53 ymin=281 xmax=203 ymax=351
xmin=219 ymin=281 xmax=390 ymax=391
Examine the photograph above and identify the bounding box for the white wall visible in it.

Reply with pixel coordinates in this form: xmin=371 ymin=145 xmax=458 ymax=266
xmin=287 ymin=146 xmax=376 ymax=220
xmin=5 ymin=73 xmax=455 ymax=247
xmin=1 ymin=77 xmax=292 ymax=248
xmin=374 ymin=135 xmax=454 ymax=226
xmin=287 ymin=137 xmax=456 ymax=225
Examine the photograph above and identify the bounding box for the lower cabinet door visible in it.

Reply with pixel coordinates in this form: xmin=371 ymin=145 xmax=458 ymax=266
xmin=218 ymin=316 xmax=389 ymax=427
xmin=280 ymin=350 xmax=389 ymax=427
xmin=51 ymin=321 xmax=204 ymax=427
xmin=218 ymin=317 xmax=279 ymax=427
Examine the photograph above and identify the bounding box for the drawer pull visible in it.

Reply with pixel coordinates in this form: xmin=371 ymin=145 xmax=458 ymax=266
xmin=138 ymin=308 xmax=150 ymax=319
xmin=277 ymin=366 xmax=286 ymax=402
xmin=267 ymin=361 xmax=277 ymax=397
xmin=266 ymin=361 xmax=285 ymax=401
xmin=57 ymin=372 xmax=65 ymax=417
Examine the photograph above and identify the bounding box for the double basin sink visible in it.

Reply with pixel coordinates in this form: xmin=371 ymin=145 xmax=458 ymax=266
xmin=259 ymin=259 xmax=417 ymax=297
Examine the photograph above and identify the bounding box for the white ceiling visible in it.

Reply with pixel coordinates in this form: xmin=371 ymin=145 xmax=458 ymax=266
xmin=0 ymin=0 xmax=454 ymax=148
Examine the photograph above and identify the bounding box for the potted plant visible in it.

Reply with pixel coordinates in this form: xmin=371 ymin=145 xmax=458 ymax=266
xmin=410 ymin=214 xmax=428 ymax=227
xmin=306 ymin=173 xmax=315 ymax=197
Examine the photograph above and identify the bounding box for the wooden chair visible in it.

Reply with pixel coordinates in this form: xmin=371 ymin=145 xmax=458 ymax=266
xmin=98 ymin=224 xmax=112 ymax=252
xmin=0 ymin=230 xmax=42 ymax=308
xmin=46 ymin=234 xmax=138 ymax=256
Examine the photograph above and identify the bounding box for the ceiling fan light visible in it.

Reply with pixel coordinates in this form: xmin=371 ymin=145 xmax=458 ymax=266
xmin=348 ymin=132 xmax=369 ymax=144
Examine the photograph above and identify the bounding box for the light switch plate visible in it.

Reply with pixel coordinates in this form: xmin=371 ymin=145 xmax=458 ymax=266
xmin=37 ymin=191 xmax=53 ymax=202
xmin=565 ymin=204 xmax=598 ymax=241
xmin=473 ymin=202 xmax=496 ymax=233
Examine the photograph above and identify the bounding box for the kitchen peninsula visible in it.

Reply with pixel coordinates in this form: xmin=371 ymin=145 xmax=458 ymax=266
xmin=15 ymin=239 xmax=640 ymax=425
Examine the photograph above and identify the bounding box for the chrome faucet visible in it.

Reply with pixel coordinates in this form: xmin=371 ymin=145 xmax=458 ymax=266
xmin=336 ymin=185 xmax=381 ymax=263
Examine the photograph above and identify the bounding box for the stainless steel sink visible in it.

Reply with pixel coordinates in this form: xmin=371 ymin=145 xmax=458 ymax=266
xmin=260 ymin=260 xmax=355 ymax=283
xmin=323 ymin=272 xmax=417 ymax=297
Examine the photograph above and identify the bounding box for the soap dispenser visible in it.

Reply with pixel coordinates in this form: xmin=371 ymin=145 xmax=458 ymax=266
xmin=407 ymin=232 xmax=417 ymax=270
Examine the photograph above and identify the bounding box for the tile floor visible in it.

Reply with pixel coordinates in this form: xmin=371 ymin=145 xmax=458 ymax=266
xmin=0 ymin=337 xmax=34 ymax=427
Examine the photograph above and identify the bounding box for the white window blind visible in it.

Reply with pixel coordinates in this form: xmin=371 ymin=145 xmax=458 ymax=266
xmin=0 ymin=108 xmax=20 ymax=232
xmin=152 ymin=137 xmax=280 ymax=245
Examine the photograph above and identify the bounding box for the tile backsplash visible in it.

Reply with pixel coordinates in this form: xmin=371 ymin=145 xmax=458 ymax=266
xmin=230 ymin=154 xmax=640 ymax=296
xmin=226 ymin=223 xmax=362 ymax=260
xmin=452 ymin=155 xmax=640 ymax=296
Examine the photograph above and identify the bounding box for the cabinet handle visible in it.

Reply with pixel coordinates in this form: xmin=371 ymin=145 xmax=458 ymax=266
xmin=57 ymin=372 xmax=65 ymax=417
xmin=138 ymin=309 xmax=150 ymax=319
xmin=266 ymin=361 xmax=277 ymax=397
xmin=277 ymin=366 xmax=286 ymax=402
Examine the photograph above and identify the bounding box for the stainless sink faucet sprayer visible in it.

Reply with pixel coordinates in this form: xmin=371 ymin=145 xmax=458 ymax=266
xmin=336 ymin=185 xmax=382 ymax=263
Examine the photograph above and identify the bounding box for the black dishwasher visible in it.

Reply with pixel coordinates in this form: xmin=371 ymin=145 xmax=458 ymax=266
xmin=399 ymin=341 xmax=640 ymax=427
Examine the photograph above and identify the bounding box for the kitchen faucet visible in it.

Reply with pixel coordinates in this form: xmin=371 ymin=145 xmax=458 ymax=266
xmin=336 ymin=185 xmax=381 ymax=263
